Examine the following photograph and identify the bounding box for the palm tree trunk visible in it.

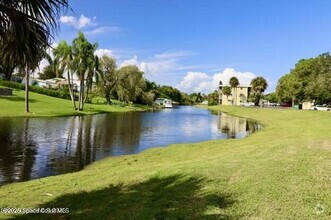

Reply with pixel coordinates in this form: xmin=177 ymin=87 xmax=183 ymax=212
xmin=71 ymin=71 xmax=76 ymax=103
xmin=25 ymin=66 xmax=30 ymax=113
xmin=78 ymin=80 xmax=82 ymax=111
xmin=82 ymin=82 xmax=90 ymax=110
xmin=67 ymin=71 xmax=77 ymax=110
xmin=78 ymin=78 xmax=84 ymax=111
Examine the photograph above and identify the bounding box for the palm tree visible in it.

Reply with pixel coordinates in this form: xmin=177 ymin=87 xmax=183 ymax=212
xmin=0 ymin=0 xmax=69 ymax=113
xmin=72 ymin=32 xmax=98 ymax=111
xmin=40 ymin=52 xmax=64 ymax=79
xmin=54 ymin=41 xmax=77 ymax=110
xmin=251 ymin=76 xmax=268 ymax=106
xmin=229 ymin=77 xmax=239 ymax=105
xmin=0 ymin=1 xmax=68 ymax=38
xmin=83 ymin=54 xmax=100 ymax=106
xmin=222 ymin=86 xmax=232 ymax=104
xmin=0 ymin=39 xmax=17 ymax=80
xmin=2 ymin=27 xmax=46 ymax=113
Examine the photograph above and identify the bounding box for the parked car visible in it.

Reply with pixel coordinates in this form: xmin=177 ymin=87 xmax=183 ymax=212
xmin=280 ymin=102 xmax=292 ymax=107
xmin=242 ymin=102 xmax=254 ymax=107
xmin=310 ymin=105 xmax=331 ymax=111
xmin=269 ymin=103 xmax=280 ymax=107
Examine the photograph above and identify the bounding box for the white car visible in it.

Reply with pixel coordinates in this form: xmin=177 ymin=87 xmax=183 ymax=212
xmin=310 ymin=105 xmax=331 ymax=111
xmin=242 ymin=102 xmax=254 ymax=107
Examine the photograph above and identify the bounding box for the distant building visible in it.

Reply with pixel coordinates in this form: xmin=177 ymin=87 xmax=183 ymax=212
xmin=219 ymin=81 xmax=252 ymax=105
xmin=21 ymin=77 xmax=80 ymax=91
xmin=22 ymin=77 xmax=62 ymax=88
xmin=302 ymin=101 xmax=314 ymax=110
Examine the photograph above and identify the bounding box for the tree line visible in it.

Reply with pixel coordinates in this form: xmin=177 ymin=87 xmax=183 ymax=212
xmin=275 ymin=53 xmax=331 ymax=105
xmin=43 ymin=34 xmax=203 ymax=108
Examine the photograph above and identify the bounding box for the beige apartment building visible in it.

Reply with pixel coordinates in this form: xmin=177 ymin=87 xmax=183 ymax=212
xmin=219 ymin=83 xmax=252 ymax=105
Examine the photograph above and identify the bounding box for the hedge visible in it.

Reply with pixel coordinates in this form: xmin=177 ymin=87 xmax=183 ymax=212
xmin=0 ymin=80 xmax=72 ymax=100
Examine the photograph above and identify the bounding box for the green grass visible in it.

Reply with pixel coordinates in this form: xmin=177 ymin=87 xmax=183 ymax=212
xmin=0 ymin=88 xmax=150 ymax=117
xmin=0 ymin=106 xmax=330 ymax=219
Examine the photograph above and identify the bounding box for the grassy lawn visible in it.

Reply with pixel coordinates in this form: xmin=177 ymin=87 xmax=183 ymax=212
xmin=0 ymin=89 xmax=149 ymax=117
xmin=0 ymin=106 xmax=330 ymax=219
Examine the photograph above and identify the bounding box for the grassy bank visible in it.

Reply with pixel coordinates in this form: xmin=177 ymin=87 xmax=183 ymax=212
xmin=0 ymin=88 xmax=149 ymax=117
xmin=0 ymin=106 xmax=330 ymax=219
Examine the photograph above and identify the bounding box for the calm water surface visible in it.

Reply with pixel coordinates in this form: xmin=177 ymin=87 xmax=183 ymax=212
xmin=0 ymin=106 xmax=260 ymax=185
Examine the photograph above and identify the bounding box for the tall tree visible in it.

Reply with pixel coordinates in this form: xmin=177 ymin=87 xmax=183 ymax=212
xmin=72 ymin=32 xmax=98 ymax=111
xmin=251 ymin=77 xmax=268 ymax=106
xmin=116 ymin=65 xmax=146 ymax=103
xmin=3 ymin=27 xmax=46 ymax=113
xmin=222 ymin=86 xmax=232 ymax=103
xmin=54 ymin=41 xmax=77 ymax=110
xmin=275 ymin=74 xmax=300 ymax=106
xmin=276 ymin=53 xmax=331 ymax=105
xmin=96 ymin=55 xmax=117 ymax=105
xmin=158 ymin=85 xmax=182 ymax=103
xmin=207 ymin=90 xmax=219 ymax=105
xmin=0 ymin=0 xmax=69 ymax=113
xmin=39 ymin=51 xmax=64 ymax=79
xmin=264 ymin=92 xmax=278 ymax=103
xmin=229 ymin=77 xmax=239 ymax=105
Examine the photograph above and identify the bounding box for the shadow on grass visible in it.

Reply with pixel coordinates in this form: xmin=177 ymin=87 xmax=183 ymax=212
xmin=15 ymin=175 xmax=238 ymax=220
xmin=0 ymin=96 xmax=38 ymax=103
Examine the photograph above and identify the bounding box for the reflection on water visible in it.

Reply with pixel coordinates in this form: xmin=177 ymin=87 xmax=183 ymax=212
xmin=217 ymin=112 xmax=261 ymax=139
xmin=0 ymin=106 xmax=260 ymax=185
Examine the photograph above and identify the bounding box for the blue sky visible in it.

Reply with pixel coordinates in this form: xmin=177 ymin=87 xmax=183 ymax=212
xmin=54 ymin=0 xmax=331 ymax=94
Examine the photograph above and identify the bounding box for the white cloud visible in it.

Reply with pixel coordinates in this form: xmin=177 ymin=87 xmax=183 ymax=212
xmin=176 ymin=72 xmax=212 ymax=94
xmin=193 ymin=81 xmax=212 ymax=93
xmin=212 ymin=68 xmax=256 ymax=88
xmin=176 ymin=68 xmax=257 ymax=94
xmin=154 ymin=51 xmax=192 ymax=59
xmin=120 ymin=55 xmax=178 ymax=78
xmin=94 ymin=49 xmax=114 ymax=58
xmin=59 ymin=14 xmax=96 ymax=29
xmin=141 ymin=59 xmax=177 ymax=75
xmin=119 ymin=50 xmax=193 ymax=78
xmin=59 ymin=16 xmax=76 ymax=25
xmin=77 ymin=15 xmax=94 ymax=28
xmin=85 ymin=26 xmax=119 ymax=35
xmin=120 ymin=55 xmax=139 ymax=67
xmin=59 ymin=15 xmax=119 ymax=36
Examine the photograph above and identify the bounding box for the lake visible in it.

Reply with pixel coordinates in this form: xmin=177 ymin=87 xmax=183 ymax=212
xmin=0 ymin=106 xmax=260 ymax=185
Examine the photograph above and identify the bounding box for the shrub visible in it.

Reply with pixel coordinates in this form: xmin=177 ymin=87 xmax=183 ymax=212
xmin=0 ymin=80 xmax=72 ymax=100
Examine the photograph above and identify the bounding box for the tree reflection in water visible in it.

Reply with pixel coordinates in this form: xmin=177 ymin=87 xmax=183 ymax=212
xmin=0 ymin=118 xmax=37 ymax=184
